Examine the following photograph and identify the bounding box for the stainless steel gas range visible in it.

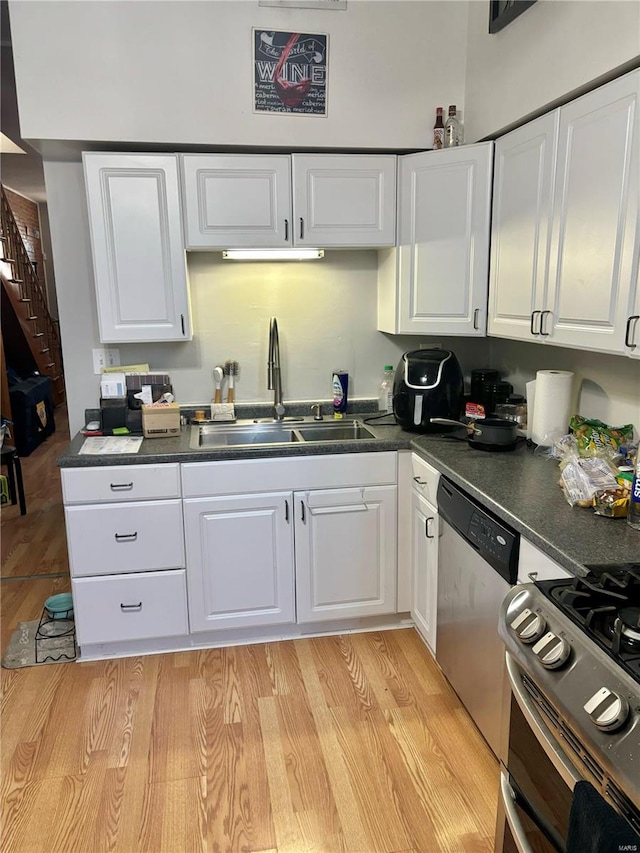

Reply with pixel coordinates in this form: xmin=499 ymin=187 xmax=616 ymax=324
xmin=496 ymin=563 xmax=640 ymax=853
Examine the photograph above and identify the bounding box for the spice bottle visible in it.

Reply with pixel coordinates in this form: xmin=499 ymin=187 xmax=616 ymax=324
xmin=433 ymin=107 xmax=444 ymax=150
xmin=444 ymin=105 xmax=461 ymax=148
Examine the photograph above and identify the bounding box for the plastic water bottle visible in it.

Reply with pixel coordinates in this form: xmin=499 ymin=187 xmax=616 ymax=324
xmin=378 ymin=365 xmax=395 ymax=413
xmin=628 ymin=454 xmax=640 ymax=531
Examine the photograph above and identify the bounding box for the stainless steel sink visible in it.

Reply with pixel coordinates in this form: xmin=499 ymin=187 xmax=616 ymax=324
xmin=190 ymin=418 xmax=377 ymax=449
xmin=295 ymin=422 xmax=376 ymax=442
xmin=191 ymin=423 xmax=301 ymax=449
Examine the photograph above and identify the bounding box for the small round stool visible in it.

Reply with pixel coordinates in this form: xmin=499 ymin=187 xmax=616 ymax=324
xmin=0 ymin=445 xmax=26 ymax=515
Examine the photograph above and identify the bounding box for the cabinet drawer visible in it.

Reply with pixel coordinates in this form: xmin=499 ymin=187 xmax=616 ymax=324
xmin=72 ymin=570 xmax=188 ymax=645
xmin=62 ymin=464 xmax=181 ymax=504
xmin=410 ymin=454 xmax=440 ymax=505
xmin=65 ymin=500 xmax=185 ymax=577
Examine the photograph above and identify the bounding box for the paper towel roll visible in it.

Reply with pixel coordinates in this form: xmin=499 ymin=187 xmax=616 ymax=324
xmin=531 ymin=370 xmax=574 ymax=446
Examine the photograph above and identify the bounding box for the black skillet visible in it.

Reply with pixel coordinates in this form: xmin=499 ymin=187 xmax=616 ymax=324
xmin=430 ymin=417 xmax=519 ymax=452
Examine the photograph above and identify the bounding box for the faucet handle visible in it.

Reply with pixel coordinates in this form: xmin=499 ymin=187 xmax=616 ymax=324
xmin=311 ymin=403 xmax=324 ymax=421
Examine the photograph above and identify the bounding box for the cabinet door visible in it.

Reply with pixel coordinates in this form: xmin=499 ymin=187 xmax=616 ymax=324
xmin=292 ymin=154 xmax=397 ymax=247
xmin=382 ymin=143 xmax=493 ymax=336
xmin=411 ymin=491 xmax=438 ymax=654
xmin=83 ymin=153 xmax=191 ymax=343
xmin=294 ymin=486 xmax=397 ymax=623
xmin=488 ymin=112 xmax=559 ymax=342
xmin=546 ymin=71 xmax=639 ymax=353
xmin=181 ymin=154 xmax=292 ymax=248
xmin=184 ymin=493 xmax=295 ymax=632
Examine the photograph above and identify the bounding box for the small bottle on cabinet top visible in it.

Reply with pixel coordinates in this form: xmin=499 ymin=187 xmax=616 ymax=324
xmin=433 ymin=107 xmax=444 ymax=149
xmin=444 ymin=104 xmax=461 ymax=148
xmin=628 ymin=453 xmax=640 ymax=531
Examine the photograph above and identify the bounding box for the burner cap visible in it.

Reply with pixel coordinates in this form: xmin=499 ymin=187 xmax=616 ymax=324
xmin=618 ymin=607 xmax=640 ymax=644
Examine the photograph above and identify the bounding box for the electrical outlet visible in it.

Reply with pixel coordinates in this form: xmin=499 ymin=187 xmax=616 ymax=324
xmin=92 ymin=348 xmax=121 ymax=374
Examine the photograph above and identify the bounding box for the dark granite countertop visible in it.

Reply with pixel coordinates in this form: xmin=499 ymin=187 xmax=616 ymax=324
xmin=57 ymin=414 xmax=638 ymax=579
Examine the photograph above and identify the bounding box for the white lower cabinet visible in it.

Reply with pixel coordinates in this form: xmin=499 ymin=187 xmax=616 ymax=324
xmin=183 ymin=492 xmax=295 ymax=632
xmin=294 ymin=486 xmax=397 ymax=623
xmin=62 ymin=464 xmax=189 ymax=651
xmin=409 ymin=454 xmax=440 ymax=654
xmin=181 ymin=453 xmax=398 ymax=632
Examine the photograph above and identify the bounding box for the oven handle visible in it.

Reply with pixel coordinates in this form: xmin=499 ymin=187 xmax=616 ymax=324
xmin=505 ymin=651 xmax=583 ymax=790
xmin=500 ymin=772 xmax=535 ymax=853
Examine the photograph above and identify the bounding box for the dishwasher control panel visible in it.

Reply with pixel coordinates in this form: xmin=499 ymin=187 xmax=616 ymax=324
xmin=437 ymin=477 xmax=519 ymax=583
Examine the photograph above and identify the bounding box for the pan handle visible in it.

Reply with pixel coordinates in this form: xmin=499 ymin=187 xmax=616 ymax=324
xmin=430 ymin=418 xmax=476 ymax=435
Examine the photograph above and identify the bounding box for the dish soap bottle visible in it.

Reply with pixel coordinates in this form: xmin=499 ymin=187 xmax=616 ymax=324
xmin=332 ymin=371 xmax=348 ymax=419
xmin=378 ymin=365 xmax=395 ymax=413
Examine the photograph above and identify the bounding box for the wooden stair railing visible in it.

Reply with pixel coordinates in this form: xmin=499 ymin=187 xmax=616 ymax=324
xmin=0 ymin=185 xmax=66 ymax=406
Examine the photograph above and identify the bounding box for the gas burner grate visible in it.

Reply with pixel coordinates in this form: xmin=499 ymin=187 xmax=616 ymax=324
xmin=537 ymin=564 xmax=640 ymax=682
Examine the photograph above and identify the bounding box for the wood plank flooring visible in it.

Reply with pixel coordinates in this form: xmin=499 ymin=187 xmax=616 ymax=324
xmin=1 ymin=408 xmax=499 ymax=852
xmin=1 ymin=630 xmax=498 ymax=853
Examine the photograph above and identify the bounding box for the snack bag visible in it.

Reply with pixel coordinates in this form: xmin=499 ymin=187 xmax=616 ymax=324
xmin=569 ymin=415 xmax=634 ymax=456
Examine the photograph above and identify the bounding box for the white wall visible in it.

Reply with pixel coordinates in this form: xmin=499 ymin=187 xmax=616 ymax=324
xmin=10 ymin=0 xmax=467 ymax=150
xmin=488 ymin=339 xmax=640 ymax=431
xmin=464 ymin=0 xmax=640 ymax=142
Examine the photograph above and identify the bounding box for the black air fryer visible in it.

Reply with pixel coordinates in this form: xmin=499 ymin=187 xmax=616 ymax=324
xmin=392 ymin=349 xmax=464 ymax=432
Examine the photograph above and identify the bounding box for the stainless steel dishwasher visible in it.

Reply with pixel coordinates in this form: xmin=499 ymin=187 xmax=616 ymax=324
xmin=436 ymin=477 xmax=519 ymax=757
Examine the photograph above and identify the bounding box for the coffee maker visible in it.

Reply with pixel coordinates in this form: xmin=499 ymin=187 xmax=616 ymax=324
xmin=392 ymin=349 xmax=464 ymax=431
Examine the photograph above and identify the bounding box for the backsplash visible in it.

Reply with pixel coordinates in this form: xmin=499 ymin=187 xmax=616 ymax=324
xmin=117 ymin=250 xmax=491 ymax=407
xmin=489 ymin=338 xmax=640 ymax=431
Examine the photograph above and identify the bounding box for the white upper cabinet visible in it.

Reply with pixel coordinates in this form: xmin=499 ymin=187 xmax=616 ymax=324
xmin=83 ymin=153 xmax=192 ymax=343
xmin=291 ymin=154 xmax=396 ymax=247
xmin=546 ymin=71 xmax=639 ymax=353
xmin=181 ymin=155 xmax=292 ymax=248
xmin=488 ymin=69 xmax=640 ymax=355
xmin=181 ymin=153 xmax=397 ymax=249
xmin=377 ymin=143 xmax=493 ymax=336
xmin=488 ymin=112 xmax=559 ymax=342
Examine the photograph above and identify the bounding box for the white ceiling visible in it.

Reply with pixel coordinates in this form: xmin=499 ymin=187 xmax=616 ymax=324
xmin=1 ymin=0 xmax=47 ymax=203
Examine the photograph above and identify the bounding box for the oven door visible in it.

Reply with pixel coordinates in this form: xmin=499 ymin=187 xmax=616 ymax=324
xmin=498 ymin=652 xmax=583 ymax=853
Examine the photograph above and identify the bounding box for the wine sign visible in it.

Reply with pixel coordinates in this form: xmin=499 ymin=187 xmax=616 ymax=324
xmin=253 ymin=30 xmax=328 ymax=115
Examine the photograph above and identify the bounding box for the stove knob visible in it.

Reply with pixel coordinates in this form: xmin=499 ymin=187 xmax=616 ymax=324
xmin=584 ymin=688 xmax=630 ymax=732
xmin=510 ymin=608 xmax=547 ymax=644
xmin=532 ymin=632 xmax=570 ymax=669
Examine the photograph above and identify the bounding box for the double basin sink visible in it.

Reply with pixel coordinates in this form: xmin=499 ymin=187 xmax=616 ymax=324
xmin=190 ymin=418 xmax=377 ymax=449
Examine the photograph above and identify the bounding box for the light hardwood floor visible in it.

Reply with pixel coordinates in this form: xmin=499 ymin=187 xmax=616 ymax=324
xmin=1 ymin=412 xmax=498 ymax=853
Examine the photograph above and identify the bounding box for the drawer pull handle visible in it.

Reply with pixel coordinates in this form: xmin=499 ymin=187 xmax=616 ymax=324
xmin=115 ymin=532 xmax=138 ymax=542
xmin=120 ymin=602 xmax=142 ymax=611
xmin=530 ymin=310 xmax=541 ymax=336
xmin=413 ymin=476 xmax=427 ymax=485
xmin=473 ymin=307 xmax=480 ymax=330
xmin=425 ymin=516 xmax=435 ymax=539
xmin=110 ymin=482 xmax=134 ymax=491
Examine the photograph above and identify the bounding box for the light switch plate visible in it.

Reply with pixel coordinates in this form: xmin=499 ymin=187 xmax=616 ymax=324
xmin=92 ymin=348 xmax=121 ymax=374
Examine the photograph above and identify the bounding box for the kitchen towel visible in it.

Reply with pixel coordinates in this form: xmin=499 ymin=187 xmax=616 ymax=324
xmin=566 ymin=781 xmax=640 ymax=853
xmin=530 ymin=370 xmax=574 ymax=446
